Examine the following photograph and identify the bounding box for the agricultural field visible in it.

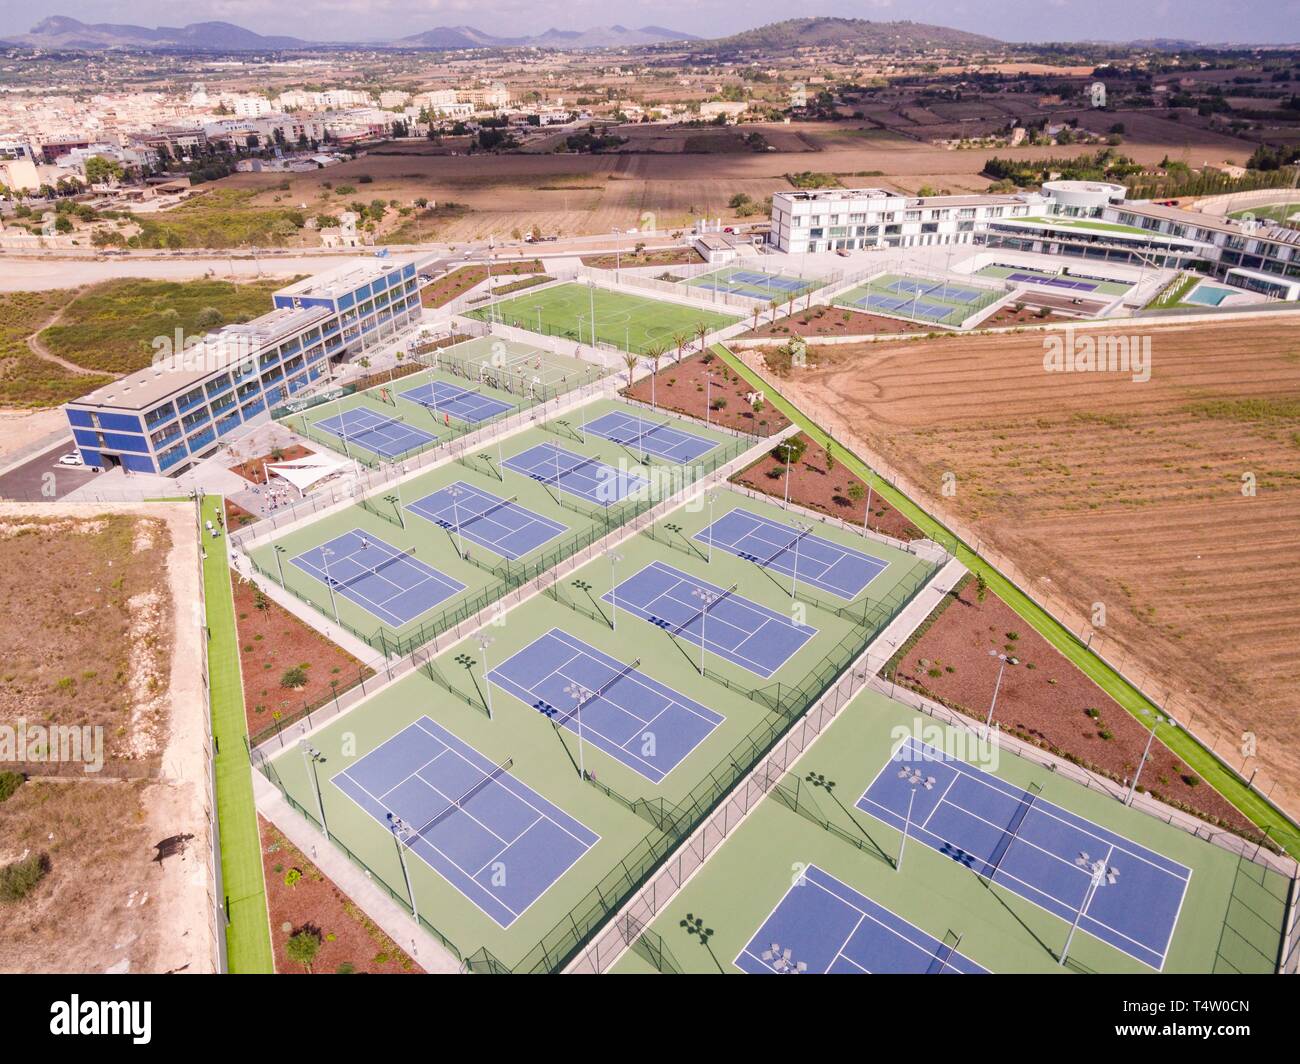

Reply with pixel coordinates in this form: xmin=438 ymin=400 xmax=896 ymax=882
xmin=737 ymin=318 xmax=1300 ymax=814
xmin=207 ymin=115 xmax=1263 ymax=245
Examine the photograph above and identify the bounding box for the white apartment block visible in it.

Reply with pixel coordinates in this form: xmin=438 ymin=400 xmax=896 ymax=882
xmin=770 ymin=187 xmax=1044 ymax=253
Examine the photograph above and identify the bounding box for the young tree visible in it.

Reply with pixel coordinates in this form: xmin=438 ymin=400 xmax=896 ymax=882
xmin=286 ymin=929 xmax=322 ymax=973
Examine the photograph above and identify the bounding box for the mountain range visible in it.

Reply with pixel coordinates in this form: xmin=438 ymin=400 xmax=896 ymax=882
xmin=3 ymin=16 xmax=697 ymax=52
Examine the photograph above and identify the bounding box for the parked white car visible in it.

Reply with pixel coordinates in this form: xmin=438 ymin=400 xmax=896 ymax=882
xmin=57 ymin=452 xmax=83 ymax=467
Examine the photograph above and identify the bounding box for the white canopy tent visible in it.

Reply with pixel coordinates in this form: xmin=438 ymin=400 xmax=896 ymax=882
xmin=265 ymin=452 xmax=353 ymax=497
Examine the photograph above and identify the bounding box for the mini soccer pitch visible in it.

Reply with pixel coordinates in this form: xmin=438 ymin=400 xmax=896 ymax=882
xmin=468 ymin=283 xmax=740 ymax=353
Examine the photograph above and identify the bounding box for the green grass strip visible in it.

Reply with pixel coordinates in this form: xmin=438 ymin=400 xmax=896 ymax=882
xmin=201 ymin=495 xmax=274 ymax=972
xmin=712 ymin=344 xmax=1300 ymax=857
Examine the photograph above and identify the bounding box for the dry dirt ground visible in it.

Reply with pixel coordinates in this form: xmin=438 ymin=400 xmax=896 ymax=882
xmin=0 ymin=502 xmax=215 ymax=973
xmin=738 ymin=315 xmax=1300 ymax=814
xmin=220 ymin=116 xmax=1259 ymax=243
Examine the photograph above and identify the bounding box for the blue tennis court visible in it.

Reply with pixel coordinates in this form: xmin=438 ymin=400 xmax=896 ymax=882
xmin=583 ymin=411 xmax=718 ymax=463
xmin=332 ymin=717 xmax=598 ymax=927
xmin=488 ymin=628 xmax=725 ymax=783
xmin=1006 ymin=271 xmax=1099 ymax=292
xmin=503 ymin=442 xmax=648 ymax=506
xmin=406 ymin=481 xmax=566 ymax=561
xmin=399 ymin=380 xmax=514 ymax=423
xmin=729 ymin=270 xmax=807 ymax=292
xmin=695 ymin=509 xmax=887 ymax=601
xmin=736 ymin=864 xmax=989 ymax=974
xmin=314 ymin=407 xmax=438 ymax=459
xmin=884 ymin=278 xmax=986 ymax=304
xmin=858 ymin=737 xmax=1191 ymax=970
xmin=289 ymin=529 xmax=465 ymax=627
xmin=850 ymin=292 xmax=954 ymax=321
xmin=603 ymin=560 xmax=817 ymax=678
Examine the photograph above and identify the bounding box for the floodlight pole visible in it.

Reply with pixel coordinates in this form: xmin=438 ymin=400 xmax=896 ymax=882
xmin=1128 ymin=710 xmax=1175 ymax=806
xmin=984 ymin=650 xmax=1011 ymax=740
xmin=782 ymin=442 xmax=793 ymax=509
xmin=863 ymin=481 xmax=874 ymax=536
xmin=478 ymin=635 xmax=496 ymax=719
xmin=564 ymin=683 xmax=590 ymax=779
xmin=607 ymin=550 xmax=623 ymax=631
xmin=447 ymin=484 xmax=466 ymax=556
xmin=899 ymin=785 xmax=916 ymax=873
xmin=790 ymin=521 xmax=809 ymax=599
xmin=320 ymin=546 xmax=341 ymax=623
xmin=300 ymin=741 xmax=328 ymax=837
xmin=587 ymin=280 xmax=596 ymax=348
xmin=273 ymin=544 xmax=286 ymax=588
xmin=1060 ymin=861 xmax=1106 ymax=968
xmin=387 ymin=814 xmax=418 ymax=924
xmin=706 ymin=492 xmax=716 ymax=563
xmin=705 ymin=373 xmax=712 ymax=427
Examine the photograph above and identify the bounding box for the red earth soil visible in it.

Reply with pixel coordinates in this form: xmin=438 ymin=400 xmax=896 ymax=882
xmin=259 ymin=817 xmax=422 ymax=974
xmin=891 ymin=576 xmax=1258 ymax=838
xmin=623 ymin=350 xmax=790 ymax=437
xmin=731 ymin=431 xmax=923 ymax=541
xmin=421 ymin=260 xmax=545 ymax=308
xmin=741 ymin=305 xmax=933 ymax=339
xmin=231 ymin=568 xmax=374 ymax=737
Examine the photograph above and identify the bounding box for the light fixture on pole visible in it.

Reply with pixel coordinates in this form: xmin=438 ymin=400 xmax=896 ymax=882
xmin=273 ymin=544 xmax=287 ymax=588
xmin=984 ymin=649 xmax=1017 ymax=740
xmin=896 ymin=764 xmax=936 ymax=872
xmin=300 ymin=740 xmax=328 ymax=836
xmin=386 ymin=813 xmax=418 ymax=924
xmin=789 ymin=519 xmax=811 ymax=599
xmin=319 ymin=546 xmax=341 ymax=623
xmin=563 ymin=681 xmax=591 ymax=779
xmin=445 ymin=483 xmax=466 ymax=556
xmin=1128 ymin=708 xmax=1176 ymax=806
xmin=606 ymin=550 xmax=623 ymax=631
xmin=1060 ymin=852 xmax=1118 ymax=967
xmin=691 ymin=586 xmax=717 ymax=674
xmin=705 ymin=492 xmax=717 ymax=562
xmin=477 ymin=634 xmax=496 ymax=719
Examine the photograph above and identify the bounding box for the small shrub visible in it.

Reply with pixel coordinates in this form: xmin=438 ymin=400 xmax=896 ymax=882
xmin=0 ymin=771 xmax=24 ymax=803
xmin=0 ymin=852 xmax=50 ymax=902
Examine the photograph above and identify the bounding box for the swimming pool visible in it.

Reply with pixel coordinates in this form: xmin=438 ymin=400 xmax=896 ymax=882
xmin=1185 ymin=284 xmax=1234 ymax=306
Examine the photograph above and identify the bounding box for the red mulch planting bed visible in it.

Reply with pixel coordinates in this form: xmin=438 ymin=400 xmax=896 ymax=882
xmin=232 ymin=569 xmax=374 ymax=734
xmin=622 ymin=350 xmax=790 ymax=437
xmin=741 ymin=305 xmax=933 ymax=339
xmin=260 ymin=817 xmax=422 ymax=974
xmin=732 ymin=431 xmax=923 ymax=541
xmin=224 ymin=498 xmax=259 ymax=528
xmin=421 ymin=261 xmax=545 ymax=308
xmin=581 ymin=247 xmax=703 ymax=270
xmin=891 ymin=577 xmax=1258 ymax=837
xmin=228 ymin=444 xmax=314 ymax=486
xmin=978 ymin=303 xmax=1072 ymax=327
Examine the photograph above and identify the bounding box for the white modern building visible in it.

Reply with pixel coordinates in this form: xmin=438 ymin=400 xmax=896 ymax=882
xmin=770 ymin=186 xmax=1044 ymax=253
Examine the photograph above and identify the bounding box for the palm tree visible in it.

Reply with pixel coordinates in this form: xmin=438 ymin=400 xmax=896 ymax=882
xmin=623 ymin=351 xmax=639 ymax=386
xmin=751 ymin=306 xmax=761 ymax=333
xmin=694 ymin=321 xmax=709 ymax=353
xmin=672 ymin=332 xmax=688 ymax=364
xmin=768 ymin=297 xmax=781 ymax=325
xmin=644 ymin=344 xmax=665 ymax=410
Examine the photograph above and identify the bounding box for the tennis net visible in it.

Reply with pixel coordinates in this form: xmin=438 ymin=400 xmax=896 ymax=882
xmin=407 ymin=757 xmax=515 ymax=840
xmin=670 ymin=582 xmax=739 ymax=638
xmin=454 ymin=493 xmax=520 ymax=532
xmin=556 ymin=658 xmax=641 ymax=728
xmin=757 ymin=524 xmax=815 ymax=570
xmin=327 ymin=543 xmax=417 ymax=591
xmin=535 ymin=448 xmax=603 ymax=487
xmin=340 ymin=412 xmax=407 ymax=442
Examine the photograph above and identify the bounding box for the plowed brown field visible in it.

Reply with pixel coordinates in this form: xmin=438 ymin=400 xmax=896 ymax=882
xmin=740 ymin=316 xmax=1300 ymax=812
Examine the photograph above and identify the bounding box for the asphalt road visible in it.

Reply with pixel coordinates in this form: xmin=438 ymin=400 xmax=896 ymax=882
xmin=0 ymin=439 xmax=102 ymax=501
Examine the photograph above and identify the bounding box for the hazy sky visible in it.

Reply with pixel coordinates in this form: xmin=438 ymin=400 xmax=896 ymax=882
xmin=4 ymin=0 xmax=1299 ymax=45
